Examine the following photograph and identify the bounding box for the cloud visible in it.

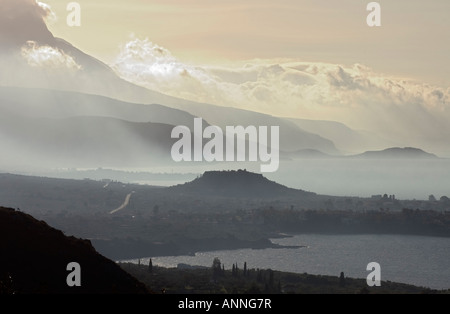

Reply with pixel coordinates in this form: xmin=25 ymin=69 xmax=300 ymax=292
xmin=35 ymin=1 xmax=57 ymax=24
xmin=112 ymin=37 xmax=450 ymax=148
xmin=21 ymin=41 xmax=81 ymax=71
xmin=113 ymin=37 xmax=222 ymax=103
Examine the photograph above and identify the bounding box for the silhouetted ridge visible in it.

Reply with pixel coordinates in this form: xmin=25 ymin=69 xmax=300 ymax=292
xmin=0 ymin=207 xmax=149 ymax=294
xmin=169 ymin=170 xmax=313 ymax=198
xmin=355 ymin=147 xmax=438 ymax=159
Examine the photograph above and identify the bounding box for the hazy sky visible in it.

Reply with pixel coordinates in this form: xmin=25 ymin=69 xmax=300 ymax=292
xmin=43 ymin=0 xmax=449 ymax=86
xmin=1 ymin=0 xmax=449 ymax=148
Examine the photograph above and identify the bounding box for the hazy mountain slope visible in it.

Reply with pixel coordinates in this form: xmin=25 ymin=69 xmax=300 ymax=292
xmin=1 ymin=43 xmax=340 ymax=156
xmin=0 ymin=86 xmax=199 ymax=127
xmin=0 ymin=0 xmax=341 ymax=157
xmin=286 ymin=118 xmax=396 ymax=154
xmin=2 ymin=0 xmax=448 ymax=160
xmin=0 ymin=206 xmax=149 ymax=294
xmin=161 ymin=104 xmax=340 ymax=154
xmin=60 ymin=42 xmax=340 ymax=153
xmin=1 ymin=18 xmax=341 ymax=157
xmin=0 ymin=114 xmax=178 ymax=167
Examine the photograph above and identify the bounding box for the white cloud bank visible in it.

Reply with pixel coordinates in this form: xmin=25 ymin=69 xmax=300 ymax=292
xmin=35 ymin=0 xmax=57 ymax=24
xmin=112 ymin=38 xmax=450 ymax=143
xmin=21 ymin=41 xmax=81 ymax=71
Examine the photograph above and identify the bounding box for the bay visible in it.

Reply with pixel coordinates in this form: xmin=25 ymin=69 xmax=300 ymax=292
xmin=122 ymin=234 xmax=450 ymax=290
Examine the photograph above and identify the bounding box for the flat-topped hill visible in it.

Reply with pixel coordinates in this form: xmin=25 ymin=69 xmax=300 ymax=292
xmin=168 ymin=169 xmax=314 ymax=199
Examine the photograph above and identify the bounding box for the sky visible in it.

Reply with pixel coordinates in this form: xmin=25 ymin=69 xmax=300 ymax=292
xmin=1 ymin=0 xmax=449 ymax=149
xmin=42 ymin=0 xmax=450 ymax=86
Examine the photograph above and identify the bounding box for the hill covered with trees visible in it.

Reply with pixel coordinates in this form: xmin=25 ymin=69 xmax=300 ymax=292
xmin=120 ymin=260 xmax=447 ymax=294
xmin=168 ymin=169 xmax=315 ymax=199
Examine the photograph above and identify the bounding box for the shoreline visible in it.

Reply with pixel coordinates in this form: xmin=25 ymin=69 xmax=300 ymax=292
xmin=118 ymin=263 xmax=449 ymax=294
xmin=97 ymin=236 xmax=303 ymax=261
xmin=96 ymin=231 xmax=450 ymax=262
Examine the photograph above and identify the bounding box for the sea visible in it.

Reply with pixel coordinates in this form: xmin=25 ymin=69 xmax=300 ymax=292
xmin=121 ymin=234 xmax=450 ymax=290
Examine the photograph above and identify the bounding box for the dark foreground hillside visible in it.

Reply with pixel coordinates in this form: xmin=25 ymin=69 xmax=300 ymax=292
xmin=0 ymin=207 xmax=149 ymax=294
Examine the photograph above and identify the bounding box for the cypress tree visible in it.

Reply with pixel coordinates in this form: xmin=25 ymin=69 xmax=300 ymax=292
xmin=339 ymin=272 xmax=346 ymax=287
xmin=148 ymin=259 xmax=153 ymax=273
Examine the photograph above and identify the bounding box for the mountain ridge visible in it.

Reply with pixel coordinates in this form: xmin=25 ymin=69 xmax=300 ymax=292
xmin=352 ymin=147 xmax=438 ymax=159
xmin=0 ymin=206 xmax=149 ymax=294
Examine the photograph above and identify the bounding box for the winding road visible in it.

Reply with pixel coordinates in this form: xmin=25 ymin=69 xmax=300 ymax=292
xmin=109 ymin=191 xmax=135 ymax=214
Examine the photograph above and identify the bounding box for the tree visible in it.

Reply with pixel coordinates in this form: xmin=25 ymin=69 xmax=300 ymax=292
xmin=429 ymin=195 xmax=437 ymax=202
xmin=148 ymin=259 xmax=153 ymax=273
xmin=212 ymin=258 xmax=222 ymax=279
xmin=268 ymin=269 xmax=274 ymax=288
xmin=257 ymin=269 xmax=263 ymax=282
xmin=244 ymin=262 xmax=247 ymax=277
xmin=233 ymin=263 xmax=239 ymax=277
xmin=339 ymin=272 xmax=346 ymax=287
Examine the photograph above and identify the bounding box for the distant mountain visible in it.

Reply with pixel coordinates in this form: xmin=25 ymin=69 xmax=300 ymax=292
xmin=286 ymin=118 xmax=398 ymax=154
xmin=0 ymin=86 xmax=207 ymax=168
xmin=168 ymin=169 xmax=315 ymax=199
xmin=0 ymin=206 xmax=149 ymax=294
xmin=19 ymin=39 xmax=339 ymax=155
xmin=0 ymin=114 xmax=179 ymax=168
xmin=159 ymin=104 xmax=340 ymax=155
xmin=0 ymin=85 xmax=341 ymax=168
xmin=353 ymin=147 xmax=439 ymax=159
xmin=0 ymin=86 xmax=199 ymax=127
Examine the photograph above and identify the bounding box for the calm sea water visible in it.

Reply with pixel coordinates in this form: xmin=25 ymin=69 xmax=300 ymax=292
xmin=122 ymin=234 xmax=450 ymax=290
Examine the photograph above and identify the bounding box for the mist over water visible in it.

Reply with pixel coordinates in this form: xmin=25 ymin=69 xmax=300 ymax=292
xmin=267 ymin=159 xmax=450 ymax=200
xmin=28 ymin=158 xmax=450 ymax=200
